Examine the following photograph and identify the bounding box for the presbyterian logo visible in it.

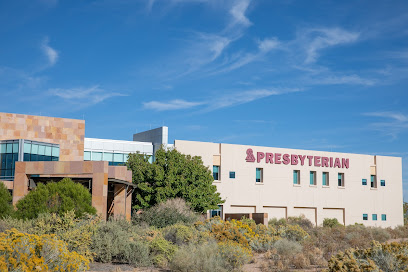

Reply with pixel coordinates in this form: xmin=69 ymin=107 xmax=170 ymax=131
xmin=245 ymin=148 xmax=255 ymax=162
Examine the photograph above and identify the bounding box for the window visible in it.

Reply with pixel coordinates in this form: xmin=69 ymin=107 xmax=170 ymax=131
xmin=338 ymin=173 xmax=344 ymax=187
xmin=362 ymin=179 xmax=367 ymax=185
xmin=380 ymin=180 xmax=385 ymax=186
xmin=229 ymin=171 xmax=235 ymax=179
xmin=84 ymin=151 xmax=91 ymax=161
xmin=310 ymin=171 xmax=316 ymax=185
xmin=256 ymin=168 xmax=263 ymax=183
xmin=381 ymin=214 xmax=386 ymax=221
xmin=372 ymin=214 xmax=377 ymax=221
xmin=0 ymin=140 xmax=19 ymax=180
xmin=363 ymin=214 xmax=368 ymax=220
xmin=213 ymin=166 xmax=220 ymax=181
xmin=322 ymin=172 xmax=329 ymax=186
xmin=371 ymin=175 xmax=377 ymax=188
xmin=210 ymin=205 xmax=223 ymax=218
xmin=293 ymin=170 xmax=300 ymax=185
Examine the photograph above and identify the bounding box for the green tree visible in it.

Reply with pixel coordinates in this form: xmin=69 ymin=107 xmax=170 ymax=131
xmin=127 ymin=148 xmax=223 ymax=213
xmin=404 ymin=202 xmax=408 ymax=225
xmin=0 ymin=182 xmax=13 ymax=218
xmin=15 ymin=178 xmax=96 ymax=219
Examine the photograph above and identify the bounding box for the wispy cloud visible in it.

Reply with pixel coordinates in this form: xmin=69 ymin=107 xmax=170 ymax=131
xmin=229 ymin=0 xmax=251 ymax=27
xmin=143 ymin=99 xmax=203 ymax=111
xmin=299 ymin=28 xmax=360 ymax=64
xmin=41 ymin=37 xmax=58 ymax=67
xmin=49 ymin=85 xmax=126 ymax=105
xmin=307 ymin=74 xmax=375 ymax=86
xmin=363 ymin=111 xmax=408 ymax=139
xmin=144 ymin=87 xmax=301 ymax=112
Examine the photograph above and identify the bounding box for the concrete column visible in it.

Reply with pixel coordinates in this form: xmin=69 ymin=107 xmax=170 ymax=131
xmin=92 ymin=163 xmax=108 ymax=220
xmin=114 ymin=184 xmax=126 ymax=219
xmin=13 ymin=162 xmax=28 ymax=205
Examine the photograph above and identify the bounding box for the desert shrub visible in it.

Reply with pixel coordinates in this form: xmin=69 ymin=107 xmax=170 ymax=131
xmin=134 ymin=198 xmax=200 ymax=228
xmin=287 ymin=215 xmax=314 ymax=231
xmin=327 ymin=241 xmax=408 ymax=271
xmin=263 ymin=239 xmax=304 ymax=271
xmin=92 ymin=219 xmax=151 ymax=266
xmin=0 ymin=216 xmax=34 ymax=233
xmin=268 ymin=217 xmax=287 ymax=227
xmin=0 ymin=182 xmax=13 ymax=219
xmin=387 ymin=225 xmax=408 ymax=239
xmin=162 ymin=223 xmax=198 ymax=246
xmin=0 ymin=228 xmax=89 ymax=271
xmin=149 ymin=236 xmax=178 ymax=267
xmin=276 ymin=224 xmax=309 ymax=241
xmin=15 ymin=178 xmax=96 ymax=219
xmin=292 ymin=253 xmax=310 ymax=269
xmin=218 ymin=240 xmax=252 ymax=270
xmin=273 ymin=238 xmax=302 ymax=257
xmin=170 ymin=241 xmax=227 ymax=272
xmin=323 ymin=218 xmax=342 ymax=228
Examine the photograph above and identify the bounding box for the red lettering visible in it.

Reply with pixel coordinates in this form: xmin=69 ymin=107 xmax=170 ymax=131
xmin=283 ymin=154 xmax=290 ymax=165
xmin=266 ymin=153 xmax=274 ymax=164
xmin=314 ymin=156 xmax=321 ymax=167
xmin=307 ymin=156 xmax=313 ymax=166
xmin=275 ymin=153 xmax=282 ymax=164
xmin=322 ymin=157 xmax=329 ymax=167
xmin=257 ymin=152 xmax=265 ymax=163
xmin=342 ymin=158 xmax=349 ymax=169
xmin=330 ymin=157 xmax=333 ymax=167
xmin=298 ymin=155 xmax=306 ymax=166
xmin=334 ymin=158 xmax=341 ymax=168
xmin=291 ymin=154 xmax=298 ymax=165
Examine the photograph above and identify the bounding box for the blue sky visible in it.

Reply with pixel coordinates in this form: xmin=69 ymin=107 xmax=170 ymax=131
xmin=1 ymin=0 xmax=407 ymax=199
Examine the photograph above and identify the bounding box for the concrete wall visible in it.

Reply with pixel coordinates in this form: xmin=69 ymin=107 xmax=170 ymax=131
xmin=174 ymin=140 xmax=404 ymax=227
xmin=0 ymin=112 xmax=85 ymax=161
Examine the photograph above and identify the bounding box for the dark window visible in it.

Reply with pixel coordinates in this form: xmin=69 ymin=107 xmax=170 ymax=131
xmin=362 ymin=179 xmax=367 ymax=185
xmin=363 ymin=214 xmax=368 ymax=220
xmin=213 ymin=166 xmax=220 ymax=181
xmin=229 ymin=171 xmax=235 ymax=179
xmin=380 ymin=180 xmax=385 ymax=186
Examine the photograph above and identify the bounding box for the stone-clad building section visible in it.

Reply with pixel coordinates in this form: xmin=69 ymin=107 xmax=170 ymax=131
xmin=0 ymin=112 xmax=85 ymax=161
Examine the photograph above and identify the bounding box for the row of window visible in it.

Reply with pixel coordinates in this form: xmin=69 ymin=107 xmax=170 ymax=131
xmin=363 ymin=214 xmax=387 ymax=221
xmin=84 ymin=151 xmax=153 ymax=165
xmin=362 ymin=176 xmax=386 ymax=188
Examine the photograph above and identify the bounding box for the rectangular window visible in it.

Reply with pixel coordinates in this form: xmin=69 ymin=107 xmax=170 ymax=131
xmin=213 ymin=165 xmax=220 ymax=181
xmin=363 ymin=214 xmax=368 ymax=220
xmin=52 ymin=146 xmax=59 ymax=157
xmin=371 ymin=175 xmax=377 ymax=188
xmin=229 ymin=171 xmax=235 ymax=179
xmin=293 ymin=170 xmax=300 ymax=185
xmin=322 ymin=172 xmax=329 ymax=186
xmin=381 ymin=214 xmax=386 ymax=221
xmin=113 ymin=153 xmax=124 ymax=162
xmin=372 ymin=214 xmax=377 ymax=221
xmin=310 ymin=171 xmax=316 ymax=185
xmin=338 ymin=173 xmax=344 ymax=187
xmin=92 ymin=152 xmax=102 ymax=161
xmin=380 ymin=180 xmax=385 ymax=186
xmin=362 ymin=179 xmax=367 ymax=185
xmin=84 ymin=151 xmax=91 ymax=161
xmin=210 ymin=205 xmax=223 ymax=218
xmin=256 ymin=168 xmax=263 ymax=183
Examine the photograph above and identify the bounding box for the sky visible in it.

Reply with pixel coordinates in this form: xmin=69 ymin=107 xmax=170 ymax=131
xmin=0 ymin=0 xmax=407 ymax=199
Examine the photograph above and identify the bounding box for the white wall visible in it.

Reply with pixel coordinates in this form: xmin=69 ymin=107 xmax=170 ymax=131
xmin=174 ymin=140 xmax=404 ymax=227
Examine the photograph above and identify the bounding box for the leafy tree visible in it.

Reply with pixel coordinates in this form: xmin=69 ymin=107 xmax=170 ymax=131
xmin=127 ymin=148 xmax=223 ymax=213
xmin=404 ymin=202 xmax=408 ymax=225
xmin=15 ymin=178 xmax=96 ymax=219
xmin=0 ymin=182 xmax=13 ymax=218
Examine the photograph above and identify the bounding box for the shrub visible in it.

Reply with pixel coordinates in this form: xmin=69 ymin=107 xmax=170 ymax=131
xmin=273 ymin=238 xmax=302 ymax=257
xmin=162 ymin=223 xmax=198 ymax=246
xmin=15 ymin=178 xmax=96 ymax=219
xmin=276 ymin=224 xmax=309 ymax=241
xmin=327 ymin=241 xmax=408 ymax=271
xmin=170 ymin=241 xmax=227 ymax=272
xmin=92 ymin=219 xmax=151 ymax=266
xmin=149 ymin=236 xmax=178 ymax=267
xmin=218 ymin=240 xmax=252 ymax=270
xmin=134 ymin=198 xmax=200 ymax=228
xmin=0 ymin=182 xmax=13 ymax=219
xmin=287 ymin=215 xmax=314 ymax=231
xmin=323 ymin=218 xmax=342 ymax=228
xmin=268 ymin=217 xmax=287 ymax=228
xmin=0 ymin=228 xmax=89 ymax=271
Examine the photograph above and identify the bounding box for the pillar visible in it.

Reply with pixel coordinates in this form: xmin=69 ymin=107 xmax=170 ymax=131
xmin=13 ymin=162 xmax=29 ymax=205
xmin=92 ymin=162 xmax=108 ymax=220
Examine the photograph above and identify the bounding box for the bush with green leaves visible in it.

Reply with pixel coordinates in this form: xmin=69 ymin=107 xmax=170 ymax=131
xmin=92 ymin=219 xmax=151 ymax=266
xmin=323 ymin=218 xmax=342 ymax=228
xmin=162 ymin=223 xmax=198 ymax=246
xmin=134 ymin=198 xmax=200 ymax=228
xmin=0 ymin=182 xmax=13 ymax=218
xmin=15 ymin=178 xmax=96 ymax=219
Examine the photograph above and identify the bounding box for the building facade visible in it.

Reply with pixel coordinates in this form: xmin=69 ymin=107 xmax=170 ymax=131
xmin=174 ymin=140 xmax=404 ymax=227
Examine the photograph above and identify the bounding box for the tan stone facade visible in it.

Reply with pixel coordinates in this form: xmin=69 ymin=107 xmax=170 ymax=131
xmin=0 ymin=112 xmax=85 ymax=161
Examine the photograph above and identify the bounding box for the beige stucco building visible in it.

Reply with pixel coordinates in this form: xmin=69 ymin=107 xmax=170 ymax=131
xmin=174 ymin=140 xmax=404 ymax=227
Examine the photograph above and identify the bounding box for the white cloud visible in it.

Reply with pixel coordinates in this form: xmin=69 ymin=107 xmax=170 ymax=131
xmin=363 ymin=111 xmax=408 ymax=139
xmin=41 ymin=37 xmax=59 ymax=67
xmin=309 ymin=74 xmax=376 ymax=86
xmin=364 ymin=112 xmax=408 ymax=122
xmin=229 ymin=0 xmax=251 ymax=27
xmin=49 ymin=85 xmax=126 ymax=105
xmin=144 ymin=87 xmax=301 ymax=112
xmin=300 ymin=28 xmax=360 ymax=64
xmin=143 ymin=99 xmax=203 ymax=111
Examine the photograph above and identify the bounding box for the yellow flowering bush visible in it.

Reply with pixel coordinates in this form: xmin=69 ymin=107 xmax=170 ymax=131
xmin=0 ymin=228 xmax=89 ymax=272
xmin=218 ymin=240 xmax=252 ymax=270
xmin=326 ymin=241 xmax=408 ymax=272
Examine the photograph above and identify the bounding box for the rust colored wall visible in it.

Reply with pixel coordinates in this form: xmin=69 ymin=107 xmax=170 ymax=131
xmin=0 ymin=112 xmax=85 ymax=161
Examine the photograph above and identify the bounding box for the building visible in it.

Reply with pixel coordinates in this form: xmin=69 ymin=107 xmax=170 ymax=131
xmin=0 ymin=112 xmax=166 ymax=220
xmin=174 ymin=140 xmax=404 ymax=227
xmin=0 ymin=112 xmax=404 ymax=227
